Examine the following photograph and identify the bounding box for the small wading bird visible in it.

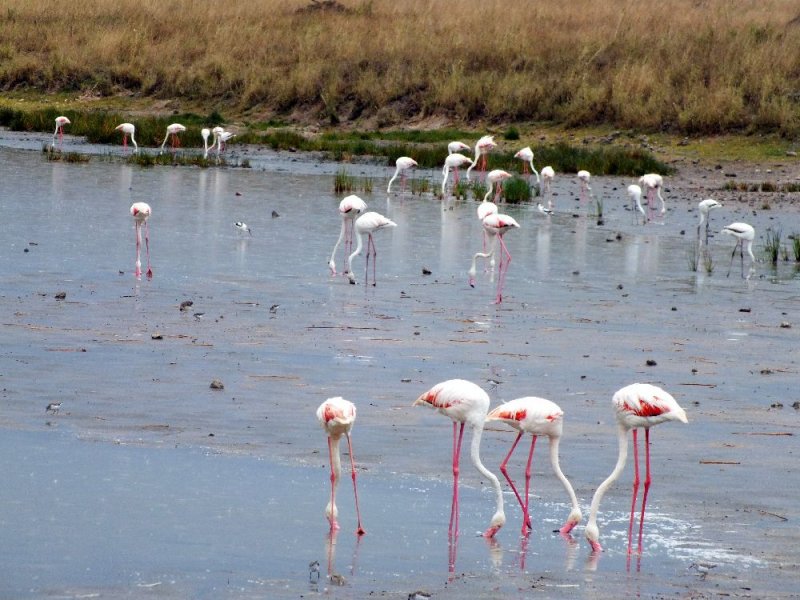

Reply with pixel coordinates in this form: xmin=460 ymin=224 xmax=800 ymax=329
xmin=413 ymin=379 xmax=506 ymax=538
xmin=628 ymin=184 xmax=645 ymax=224
xmin=468 ymin=213 xmax=520 ymax=304
xmin=130 ymin=202 xmax=153 ymax=279
xmin=115 ymin=123 xmax=138 ymax=154
xmin=316 ymin=397 xmax=366 ymax=535
xmin=329 ymin=195 xmax=368 ymax=275
xmin=387 ymin=157 xmax=418 ymax=194
xmin=639 ymin=173 xmax=665 ymax=221
xmin=52 ymin=116 xmax=70 ymax=149
xmin=466 ymin=135 xmax=497 ymax=181
xmin=441 ymin=153 xmax=473 ymax=196
xmin=577 ymin=170 xmax=592 ymax=205
xmin=346 ymin=211 xmax=397 ymax=286
xmin=486 ymin=396 xmax=583 ymax=536
xmin=234 ymin=221 xmax=251 ymax=236
xmin=514 ymin=146 xmax=540 ymax=184
xmin=584 ymin=383 xmax=688 ymax=554
xmin=540 ymin=166 xmax=555 ymax=210
xmin=159 ymin=123 xmax=186 ymax=154
xmin=721 ymin=222 xmax=756 ymax=278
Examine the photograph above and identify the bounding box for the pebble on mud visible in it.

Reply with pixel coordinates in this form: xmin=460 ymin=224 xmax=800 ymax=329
xmin=54 ymin=291 xmax=66 ymax=300
xmin=179 ymin=300 xmax=194 ymax=311
xmin=646 ymin=359 xmax=657 ymax=366
xmin=422 ymin=267 xmax=432 ymax=275
xmin=210 ymin=379 xmax=225 ymax=390
xmin=780 ymin=322 xmax=791 ymax=328
xmin=151 ymin=333 xmax=163 ymax=340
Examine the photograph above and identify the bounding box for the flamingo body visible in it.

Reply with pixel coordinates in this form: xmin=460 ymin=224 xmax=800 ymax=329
xmin=441 ymin=153 xmax=473 ymax=196
xmin=628 ymin=184 xmax=645 ymax=223
xmin=483 ymin=169 xmax=513 ymax=203
xmin=514 ymin=146 xmax=540 ymax=183
xmin=414 ymin=379 xmax=505 ymax=538
xmin=585 ymin=383 xmax=687 ymax=554
xmin=639 ymin=173 xmax=665 ymax=219
xmin=541 ymin=166 xmax=555 ymax=209
xmin=160 ymin=122 xmax=186 ymax=153
xmin=316 ymin=397 xmax=365 ymax=535
xmin=469 ymin=213 xmax=520 ymax=303
xmin=201 ymin=128 xmax=211 ymax=158
xmin=346 ymin=211 xmax=397 ymax=285
xmin=53 ymin=116 xmax=70 ymax=148
xmin=447 ymin=141 xmax=471 ymax=155
xmin=466 ymin=135 xmax=497 ymax=181
xmin=487 ymin=397 xmax=582 ymax=535
xmin=577 ymin=170 xmax=592 ymax=204
xmin=721 ymin=222 xmax=755 ymax=278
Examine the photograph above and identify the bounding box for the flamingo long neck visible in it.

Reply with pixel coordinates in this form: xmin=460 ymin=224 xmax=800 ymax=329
xmin=548 ymin=436 xmax=581 ymax=515
xmin=529 ymin=161 xmax=540 ymax=183
xmin=347 ymin=229 xmax=364 ymax=273
xmin=387 ymin=168 xmax=400 ymax=192
xmin=469 ymin=424 xmax=504 ymax=519
xmin=160 ymin=131 xmax=170 ymax=150
xmin=329 ymin=219 xmax=347 ymax=270
xmin=586 ymin=424 xmax=629 ymax=529
xmin=744 ymin=240 xmax=755 ymax=262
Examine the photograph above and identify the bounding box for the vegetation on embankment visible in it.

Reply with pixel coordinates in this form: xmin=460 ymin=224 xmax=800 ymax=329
xmin=1 ymin=0 xmax=800 ymax=139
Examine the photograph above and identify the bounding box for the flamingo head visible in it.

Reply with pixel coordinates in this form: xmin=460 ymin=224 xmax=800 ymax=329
xmin=585 ymin=522 xmax=602 ymax=552
xmin=482 ymin=511 xmax=506 ymax=538
xmin=559 ymin=508 xmax=583 ymax=534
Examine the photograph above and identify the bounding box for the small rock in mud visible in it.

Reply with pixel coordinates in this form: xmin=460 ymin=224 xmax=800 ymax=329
xmin=739 ymin=307 xmax=752 ymax=313
xmin=210 ymin=379 xmax=224 ymax=390
xmin=54 ymin=291 xmax=66 ymax=300
xmin=792 ymin=401 xmax=800 ymax=410
xmin=151 ymin=332 xmax=163 ymax=340
xmin=770 ymin=402 xmax=784 ymax=409
xmin=272 ymin=210 xmax=280 ymax=218
xmin=780 ymin=321 xmax=791 ymax=328
xmin=179 ymin=300 xmax=194 ymax=311
xmin=646 ymin=359 xmax=657 ymax=366
xmin=760 ymin=368 xmax=773 ymax=375
xmin=422 ymin=267 xmax=432 ymax=275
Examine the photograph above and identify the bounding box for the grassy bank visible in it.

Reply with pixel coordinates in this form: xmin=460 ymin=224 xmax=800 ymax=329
xmin=1 ymin=0 xmax=800 ymax=138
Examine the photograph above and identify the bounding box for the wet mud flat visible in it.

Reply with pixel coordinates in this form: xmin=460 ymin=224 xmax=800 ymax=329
xmin=1 ymin=136 xmax=799 ymax=598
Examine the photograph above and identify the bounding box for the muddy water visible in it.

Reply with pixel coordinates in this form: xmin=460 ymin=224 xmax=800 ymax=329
xmin=1 ymin=135 xmax=799 ymax=598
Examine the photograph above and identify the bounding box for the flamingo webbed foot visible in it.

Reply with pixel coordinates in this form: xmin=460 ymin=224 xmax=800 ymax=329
xmin=356 ymin=526 xmax=366 ymax=536
xmin=146 ymin=268 xmax=153 ymax=279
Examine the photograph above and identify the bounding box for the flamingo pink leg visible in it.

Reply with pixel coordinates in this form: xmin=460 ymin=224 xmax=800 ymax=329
xmin=449 ymin=421 xmax=466 ymax=536
xmin=522 ymin=435 xmax=538 ymax=535
xmin=364 ymin=234 xmax=378 ymax=287
xmin=143 ymin=221 xmax=153 ymax=278
xmin=494 ymin=235 xmax=512 ymax=304
xmin=637 ymin=428 xmax=652 ymax=553
xmin=498 ymin=432 xmax=533 ymax=533
xmin=345 ymin=433 xmax=366 ymax=536
xmin=628 ymin=428 xmax=641 ymax=555
xmin=134 ymin=223 xmax=142 ymax=278
xmin=327 ymin=437 xmax=340 ymax=531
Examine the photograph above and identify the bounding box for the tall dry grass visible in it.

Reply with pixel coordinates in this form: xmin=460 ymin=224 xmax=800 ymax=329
xmin=1 ymin=0 xmax=799 ymax=135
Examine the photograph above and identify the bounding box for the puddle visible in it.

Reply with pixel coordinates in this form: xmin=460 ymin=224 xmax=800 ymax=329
xmin=1 ymin=135 xmax=798 ymax=597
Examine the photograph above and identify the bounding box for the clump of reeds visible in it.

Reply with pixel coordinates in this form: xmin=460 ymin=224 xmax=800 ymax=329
xmin=791 ymin=234 xmax=800 ymax=262
xmin=764 ymin=228 xmax=782 ymax=265
xmin=502 ymin=176 xmax=532 ymax=203
xmin=334 ymin=169 xmax=356 ymax=193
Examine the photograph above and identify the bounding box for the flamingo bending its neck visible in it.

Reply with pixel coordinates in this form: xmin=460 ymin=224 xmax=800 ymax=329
xmin=585 ymin=383 xmax=687 ymax=554
xmin=514 ymin=147 xmax=540 ymax=184
xmin=387 ymin=157 xmax=418 ymax=194
xmin=721 ymin=222 xmax=756 ymax=278
xmin=159 ymin=123 xmax=186 ymax=154
xmin=115 ymin=123 xmax=138 ymax=154
xmin=468 ymin=212 xmax=520 ymax=304
xmin=413 ymin=379 xmax=505 ymax=539
xmin=316 ymin=397 xmax=366 ymax=536
xmin=487 ymin=396 xmax=582 ymax=536
xmin=466 ymin=135 xmax=497 ymax=181
xmin=53 ymin=116 xmax=70 ymax=149
xmin=130 ymin=202 xmax=152 ymax=279
xmin=346 ymin=212 xmax=397 ymax=286
xmin=329 ymin=195 xmax=368 ymax=276
xmin=441 ymin=153 xmax=473 ymax=196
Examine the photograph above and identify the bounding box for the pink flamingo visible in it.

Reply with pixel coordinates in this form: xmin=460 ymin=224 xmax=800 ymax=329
xmin=487 ymin=396 xmax=582 ymax=536
xmin=316 ymin=397 xmax=366 ymax=536
xmin=577 ymin=170 xmax=592 ymax=205
xmin=115 ymin=123 xmax=138 ymax=154
xmin=638 ymin=173 xmax=666 ymax=221
xmin=441 ymin=153 xmax=473 ymax=196
xmin=53 ymin=116 xmax=70 ymax=149
xmin=468 ymin=213 xmax=520 ymax=304
xmin=466 ymin=135 xmax=497 ymax=181
xmin=346 ymin=212 xmax=397 ymax=286
xmin=447 ymin=141 xmax=471 ymax=155
xmin=413 ymin=379 xmax=506 ymax=540
xmin=201 ymin=128 xmax=211 ymax=159
xmin=130 ymin=202 xmax=152 ymax=279
xmin=387 ymin=157 xmax=418 ymax=193
xmin=329 ymin=195 xmax=368 ymax=276
xmin=514 ymin=146 xmax=540 ymax=184
xmin=159 ymin=123 xmax=186 ymax=154
xmin=628 ymin=184 xmax=645 ymax=224
xmin=721 ymin=222 xmax=756 ymax=278
xmin=585 ymin=383 xmax=688 ymax=554
xmin=540 ymin=166 xmax=555 ymax=210
xmin=484 ymin=169 xmax=513 ymax=203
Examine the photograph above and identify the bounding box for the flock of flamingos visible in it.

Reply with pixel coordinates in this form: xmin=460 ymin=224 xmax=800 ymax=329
xmin=48 ymin=116 xmax=757 ymax=568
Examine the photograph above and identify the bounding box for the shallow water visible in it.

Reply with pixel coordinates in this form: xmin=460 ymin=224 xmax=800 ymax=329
xmin=1 ymin=135 xmax=799 ymax=598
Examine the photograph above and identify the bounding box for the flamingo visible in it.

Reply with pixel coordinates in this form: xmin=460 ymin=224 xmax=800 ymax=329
xmin=130 ymin=202 xmax=152 ymax=279
xmin=483 ymin=169 xmax=513 ymax=203
xmin=413 ymin=379 xmax=505 ymax=538
xmin=628 ymin=184 xmax=645 ymax=224
xmin=316 ymin=397 xmax=366 ymax=536
xmin=540 ymin=166 xmax=555 ymax=210
xmin=639 ymin=173 xmax=665 ymax=221
xmin=159 ymin=123 xmax=186 ymax=154
xmin=584 ymin=383 xmax=688 ymax=554
xmin=697 ymin=199 xmax=722 ymax=246
xmin=721 ymin=222 xmax=756 ymax=278
xmin=441 ymin=153 xmax=473 ymax=196
xmin=447 ymin=141 xmax=471 ymax=155
xmin=387 ymin=157 xmax=418 ymax=194
xmin=346 ymin=211 xmax=397 ymax=286
xmin=210 ymin=126 xmax=236 ymax=161
xmin=115 ymin=123 xmax=138 ymax=154
xmin=52 ymin=116 xmax=70 ymax=149
xmin=466 ymin=135 xmax=497 ymax=181
xmin=513 ymin=147 xmax=540 ymax=184
xmin=329 ymin=195 xmax=368 ymax=276
xmin=201 ymin=128 xmax=211 ymax=159
xmin=577 ymin=170 xmax=592 ymax=205
xmin=468 ymin=212 xmax=520 ymax=304
xmin=486 ymin=397 xmax=582 ymax=536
